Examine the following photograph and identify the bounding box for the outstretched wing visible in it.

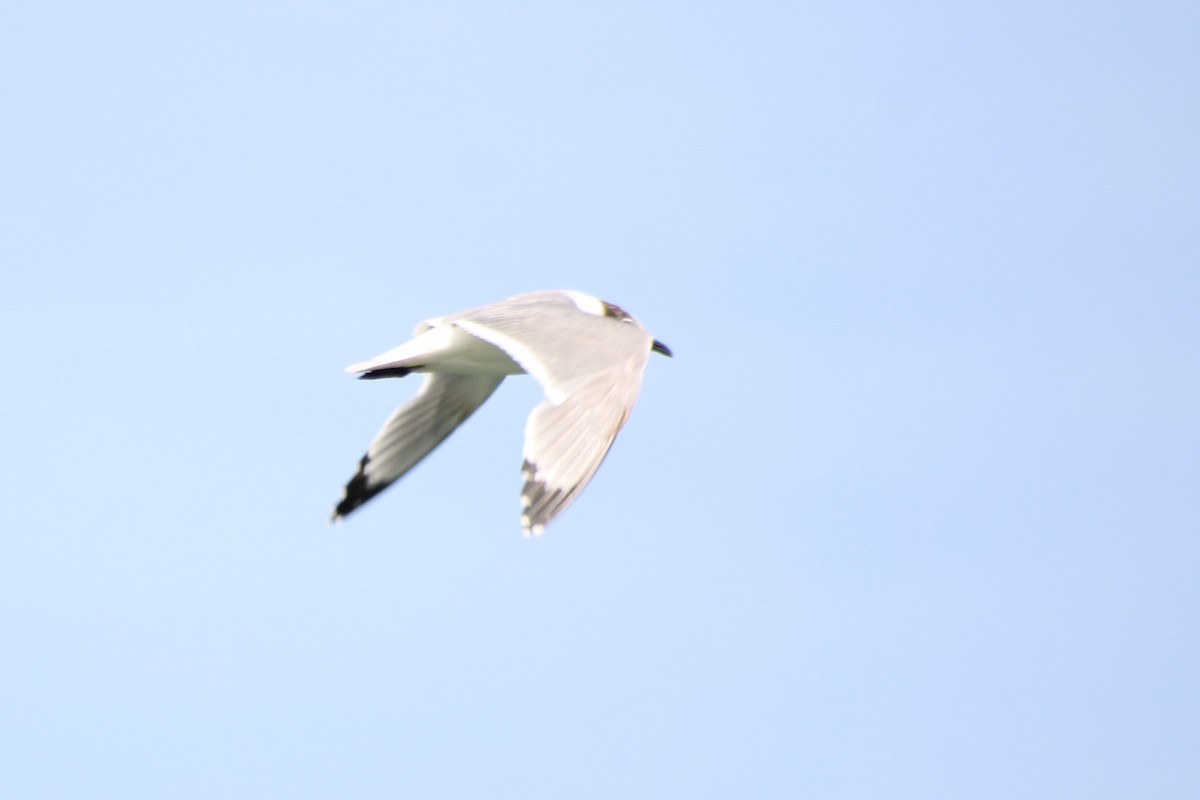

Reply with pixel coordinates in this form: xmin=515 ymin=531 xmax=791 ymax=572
xmin=332 ymin=372 xmax=504 ymax=520
xmin=452 ymin=292 xmax=654 ymax=535
xmin=517 ymin=371 xmax=641 ymax=535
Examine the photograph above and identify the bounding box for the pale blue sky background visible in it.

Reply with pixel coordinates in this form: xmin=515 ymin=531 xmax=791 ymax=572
xmin=2 ymin=1 xmax=1198 ymax=797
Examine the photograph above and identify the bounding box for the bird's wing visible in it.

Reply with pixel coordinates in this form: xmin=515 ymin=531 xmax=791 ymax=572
xmin=332 ymin=372 xmax=504 ymax=520
xmin=451 ymin=293 xmax=654 ymax=535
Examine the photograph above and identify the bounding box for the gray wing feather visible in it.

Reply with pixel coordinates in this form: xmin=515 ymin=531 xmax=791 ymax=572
xmin=519 ymin=373 xmax=638 ymax=534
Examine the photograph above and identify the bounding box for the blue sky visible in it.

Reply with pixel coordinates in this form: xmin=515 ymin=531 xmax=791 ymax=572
xmin=2 ymin=1 xmax=1197 ymax=797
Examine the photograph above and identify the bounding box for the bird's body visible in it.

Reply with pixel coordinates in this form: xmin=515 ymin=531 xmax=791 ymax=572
xmin=332 ymin=290 xmax=671 ymax=535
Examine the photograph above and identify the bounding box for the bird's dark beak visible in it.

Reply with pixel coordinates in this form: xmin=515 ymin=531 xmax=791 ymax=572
xmin=651 ymin=339 xmax=673 ymax=358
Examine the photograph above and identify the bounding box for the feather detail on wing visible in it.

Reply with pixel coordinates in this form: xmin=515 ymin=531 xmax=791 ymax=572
xmin=517 ymin=373 xmax=640 ymax=535
xmin=332 ymin=372 xmax=504 ymax=520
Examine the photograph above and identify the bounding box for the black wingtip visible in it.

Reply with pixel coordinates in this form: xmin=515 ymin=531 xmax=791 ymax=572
xmin=332 ymin=454 xmax=388 ymax=520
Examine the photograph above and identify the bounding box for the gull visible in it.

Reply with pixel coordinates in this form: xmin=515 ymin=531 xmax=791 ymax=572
xmin=331 ymin=290 xmax=672 ymax=535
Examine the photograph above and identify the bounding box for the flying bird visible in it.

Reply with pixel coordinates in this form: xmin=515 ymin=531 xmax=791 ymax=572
xmin=331 ymin=290 xmax=672 ymax=535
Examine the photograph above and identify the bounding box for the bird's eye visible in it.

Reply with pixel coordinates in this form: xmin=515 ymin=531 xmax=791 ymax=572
xmin=602 ymin=301 xmax=633 ymax=321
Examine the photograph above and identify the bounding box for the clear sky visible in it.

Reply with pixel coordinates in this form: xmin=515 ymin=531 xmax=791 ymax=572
xmin=2 ymin=1 xmax=1197 ymax=797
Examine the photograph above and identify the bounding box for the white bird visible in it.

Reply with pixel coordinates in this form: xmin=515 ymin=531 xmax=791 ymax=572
xmin=331 ymin=290 xmax=672 ymax=535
